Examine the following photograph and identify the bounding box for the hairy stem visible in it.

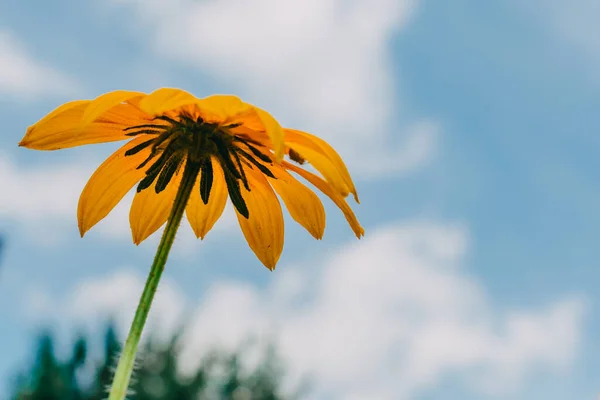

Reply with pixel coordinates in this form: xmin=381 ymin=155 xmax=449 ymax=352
xmin=108 ymin=160 xmax=200 ymax=400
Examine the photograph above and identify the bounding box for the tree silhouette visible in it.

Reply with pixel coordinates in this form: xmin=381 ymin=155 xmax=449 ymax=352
xmin=10 ymin=324 xmax=296 ymax=400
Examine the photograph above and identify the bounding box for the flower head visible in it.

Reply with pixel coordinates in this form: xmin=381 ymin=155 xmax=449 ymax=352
xmin=19 ymin=88 xmax=363 ymax=269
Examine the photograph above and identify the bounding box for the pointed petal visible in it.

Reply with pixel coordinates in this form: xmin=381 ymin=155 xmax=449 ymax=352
xmin=80 ymin=90 xmax=145 ymax=127
xmin=77 ymin=136 xmax=152 ymax=236
xmin=253 ymin=107 xmax=285 ymax=162
xmin=269 ymin=166 xmax=325 ymax=239
xmin=129 ymin=160 xmax=185 ymax=244
xmin=20 ymin=101 xmax=151 ymax=150
xmin=186 ymin=158 xmax=228 ymax=239
xmin=138 ymin=88 xmax=199 ymax=116
xmin=236 ymin=167 xmax=284 ymax=270
xmin=28 ymin=100 xmax=90 ymax=129
xmin=284 ymin=129 xmax=358 ymax=202
xmin=283 ymin=161 xmax=364 ymax=239
xmin=285 ymin=129 xmax=358 ymax=202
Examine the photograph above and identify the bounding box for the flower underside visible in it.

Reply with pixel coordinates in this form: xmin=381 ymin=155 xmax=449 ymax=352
xmin=16 ymin=87 xmax=365 ymax=400
xmin=18 ymin=88 xmax=365 ymax=265
xmin=124 ymin=112 xmax=278 ymax=219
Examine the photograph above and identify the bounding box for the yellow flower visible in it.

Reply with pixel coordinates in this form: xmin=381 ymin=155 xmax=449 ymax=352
xmin=19 ymin=88 xmax=363 ymax=269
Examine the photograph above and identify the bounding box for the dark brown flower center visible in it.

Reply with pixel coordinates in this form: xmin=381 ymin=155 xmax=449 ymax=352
xmin=123 ymin=113 xmax=276 ymax=219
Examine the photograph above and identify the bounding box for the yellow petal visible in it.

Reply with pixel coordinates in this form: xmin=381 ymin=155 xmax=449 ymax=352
xmin=286 ymin=143 xmax=350 ymax=197
xmin=20 ymin=100 xmax=88 ymax=148
xmin=269 ymin=166 xmax=325 ymax=239
xmin=20 ymin=101 xmax=147 ymax=150
xmin=236 ymin=168 xmax=285 ymax=270
xmin=138 ymin=88 xmax=199 ymax=116
xmin=80 ymin=90 xmax=145 ymax=127
xmin=30 ymin=100 xmax=90 ymax=128
xmin=129 ymin=160 xmax=185 ymax=244
xmin=226 ymin=106 xmax=284 ymax=161
xmin=186 ymin=158 xmax=228 ymax=239
xmin=284 ymin=129 xmax=358 ymax=202
xmin=78 ymin=136 xmax=153 ymax=236
xmin=231 ymin=124 xmax=273 ymax=149
xmin=195 ymin=95 xmax=253 ymax=123
xmin=285 ymin=128 xmax=358 ymax=202
xmin=253 ymin=107 xmax=285 ymax=162
xmin=283 ymin=161 xmax=364 ymax=239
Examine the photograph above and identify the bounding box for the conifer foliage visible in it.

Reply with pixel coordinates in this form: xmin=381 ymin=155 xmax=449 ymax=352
xmin=10 ymin=324 xmax=294 ymax=400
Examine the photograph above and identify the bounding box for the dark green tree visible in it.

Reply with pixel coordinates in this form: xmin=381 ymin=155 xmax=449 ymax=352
xmin=10 ymin=323 xmax=297 ymax=400
xmin=11 ymin=331 xmax=87 ymax=400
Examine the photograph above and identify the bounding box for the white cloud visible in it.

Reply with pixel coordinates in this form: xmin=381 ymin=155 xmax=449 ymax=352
xmin=23 ymin=269 xmax=187 ymax=344
xmin=0 ymin=155 xmax=87 ymax=221
xmin=0 ymin=154 xmax=137 ymax=245
xmin=0 ymin=154 xmax=90 ymax=245
xmin=354 ymin=119 xmax=439 ymax=178
xmin=105 ymin=0 xmax=435 ymax=178
xmin=23 ymin=221 xmax=587 ymax=399
xmin=0 ymin=30 xmax=80 ymax=100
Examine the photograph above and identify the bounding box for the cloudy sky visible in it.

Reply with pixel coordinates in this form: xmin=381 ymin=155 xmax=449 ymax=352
xmin=1 ymin=1 xmax=599 ymax=399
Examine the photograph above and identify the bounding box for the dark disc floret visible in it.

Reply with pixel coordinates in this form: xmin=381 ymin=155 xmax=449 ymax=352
xmin=123 ymin=113 xmax=277 ymax=219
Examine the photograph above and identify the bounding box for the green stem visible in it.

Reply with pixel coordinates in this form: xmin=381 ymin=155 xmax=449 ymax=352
xmin=108 ymin=161 xmax=200 ymax=400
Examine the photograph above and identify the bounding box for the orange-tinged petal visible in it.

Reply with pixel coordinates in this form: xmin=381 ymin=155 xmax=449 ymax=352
xmin=284 ymin=129 xmax=358 ymax=202
xmin=129 ymin=160 xmax=185 ymax=244
xmin=195 ymin=95 xmax=253 ymax=123
xmin=231 ymin=124 xmax=272 ymax=148
xmin=283 ymin=161 xmax=364 ymax=239
xmin=269 ymin=166 xmax=325 ymax=239
xmin=253 ymin=107 xmax=285 ymax=162
xmin=186 ymin=158 xmax=228 ymax=239
xmin=20 ymin=102 xmax=144 ymax=150
xmin=286 ymin=142 xmax=350 ymax=197
xmin=78 ymin=136 xmax=153 ymax=236
xmin=236 ymin=168 xmax=284 ymax=270
xmin=28 ymin=100 xmax=90 ymax=129
xmin=20 ymin=100 xmax=89 ymax=148
xmin=285 ymin=128 xmax=358 ymax=202
xmin=227 ymin=106 xmax=284 ymax=161
xmin=99 ymin=102 xmax=155 ymax=126
xmin=138 ymin=87 xmax=199 ymax=116
xmin=135 ymin=89 xmax=284 ymax=161
xmin=80 ymin=90 xmax=145 ymax=127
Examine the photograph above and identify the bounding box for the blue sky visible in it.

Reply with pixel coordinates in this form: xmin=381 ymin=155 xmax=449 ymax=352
xmin=0 ymin=1 xmax=599 ymax=399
